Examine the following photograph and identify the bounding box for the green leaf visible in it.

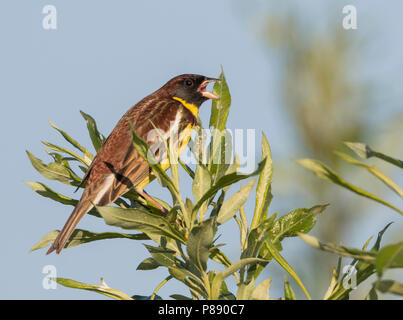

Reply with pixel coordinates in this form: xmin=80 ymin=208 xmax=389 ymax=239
xmin=184 ymin=198 xmax=196 ymax=224
xmin=170 ymin=264 xmax=205 ymax=287
xmin=207 ymin=68 xmax=232 ymax=185
xmin=217 ymin=179 xmax=255 ymax=224
xmin=219 ymin=281 xmax=236 ymax=300
xmin=372 ymin=222 xmax=393 ymax=251
xmin=251 ymin=278 xmax=271 ymax=300
xmin=209 ymin=190 xmax=226 ymax=219
xmin=297 ymin=158 xmax=403 ymax=215
xmin=270 ymin=204 xmax=328 ymax=243
xmin=130 ymin=122 xmax=178 ymax=196
xmin=26 ymin=151 xmax=80 ymax=186
xmin=236 ymin=278 xmax=255 ymax=300
xmin=241 ymin=214 xmax=278 ymax=278
xmin=210 ymin=271 xmax=224 ymax=300
xmin=96 ymin=206 xmax=185 ymax=243
xmin=167 ymin=132 xmax=180 ymax=189
xmin=30 ymin=229 xmax=146 ymax=252
xmin=167 ymin=266 xmax=188 ymax=283
xmin=132 ymin=294 xmax=163 ymax=300
xmin=209 ymin=247 xmax=232 ymax=268
xmin=209 ymin=67 xmax=231 ymax=131
xmin=222 ymin=258 xmax=267 ymax=280
xmin=170 ymin=294 xmax=192 ymax=300
xmin=209 ymin=129 xmax=233 ymax=184
xmin=168 ymin=267 xmax=206 ymax=299
xmin=189 ymin=125 xmax=208 ymax=165
xmin=42 ymin=141 xmax=91 ymax=167
xmin=192 ymin=159 xmax=266 ymax=214
xmin=54 ymin=278 xmax=133 ymax=300
xmin=47 ymin=151 xmax=65 ymax=163
xmin=136 ymin=257 xmax=161 ymax=270
xmin=365 ymin=286 xmax=379 ymax=300
xmin=25 ymin=181 xmax=102 ymax=217
xmin=375 ymin=280 xmax=403 ymax=296
xmin=344 ymin=142 xmax=372 ymax=159
xmin=192 ymin=164 xmax=212 ymax=219
xmin=234 ymin=205 xmax=248 ymax=251
xmin=164 ymin=130 xmax=190 ymax=227
xmin=283 ymin=275 xmax=296 ymax=300
xmin=80 ymin=110 xmax=106 ymax=152
xmin=345 ymin=141 xmax=403 ymax=169
xmin=264 ymin=239 xmax=311 ymax=300
xmin=178 ymin=157 xmax=195 ymax=179
xmin=25 ymin=181 xmax=77 ymax=206
xmin=66 ymin=229 xmax=147 ymax=247
xmin=323 ymin=257 xmax=342 ymax=300
xmin=241 ymin=228 xmax=267 ymax=269
xmin=376 ymin=242 xmax=403 ymax=276
xmin=223 ymin=155 xmax=240 ymax=192
xmin=30 ymin=230 xmax=60 ymax=252
xmin=48 ymin=120 xmax=91 ymax=156
xmin=187 ymin=218 xmax=217 ymax=271
xmin=335 ymin=151 xmax=403 ymax=198
xmin=251 ymin=132 xmax=273 ymax=229
xmin=250 ymin=204 xmax=321 ymax=275
xmin=144 ymin=245 xmax=178 ymax=268
xmin=298 ymin=233 xmax=377 ymax=262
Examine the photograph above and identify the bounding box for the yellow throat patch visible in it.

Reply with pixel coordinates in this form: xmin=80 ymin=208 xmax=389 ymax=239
xmin=173 ymin=97 xmax=199 ymax=119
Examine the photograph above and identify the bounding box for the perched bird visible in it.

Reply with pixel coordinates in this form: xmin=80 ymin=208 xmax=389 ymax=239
xmin=46 ymin=74 xmax=219 ymax=254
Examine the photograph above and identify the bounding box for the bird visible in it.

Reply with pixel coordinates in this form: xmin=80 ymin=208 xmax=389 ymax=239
xmin=46 ymin=74 xmax=219 ymax=255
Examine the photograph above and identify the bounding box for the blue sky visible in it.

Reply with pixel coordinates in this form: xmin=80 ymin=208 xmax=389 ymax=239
xmin=1 ymin=1 xmax=402 ymax=299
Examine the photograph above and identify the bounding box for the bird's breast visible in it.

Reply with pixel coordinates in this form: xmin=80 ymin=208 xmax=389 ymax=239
xmin=151 ymin=105 xmax=196 ymax=159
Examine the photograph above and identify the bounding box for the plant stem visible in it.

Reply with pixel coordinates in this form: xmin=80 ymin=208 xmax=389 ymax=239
xmin=150 ymin=275 xmax=173 ymax=300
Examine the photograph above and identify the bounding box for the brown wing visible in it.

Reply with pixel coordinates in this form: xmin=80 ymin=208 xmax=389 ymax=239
xmin=84 ymin=96 xmax=184 ymax=205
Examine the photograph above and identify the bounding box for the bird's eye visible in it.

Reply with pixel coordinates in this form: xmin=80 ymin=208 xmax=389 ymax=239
xmin=185 ymin=79 xmax=193 ymax=87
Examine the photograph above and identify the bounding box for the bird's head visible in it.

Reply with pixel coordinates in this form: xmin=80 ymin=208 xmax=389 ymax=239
xmin=163 ymin=74 xmax=219 ymax=107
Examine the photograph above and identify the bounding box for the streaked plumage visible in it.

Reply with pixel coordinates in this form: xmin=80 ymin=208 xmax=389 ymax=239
xmin=47 ymin=74 xmax=218 ymax=254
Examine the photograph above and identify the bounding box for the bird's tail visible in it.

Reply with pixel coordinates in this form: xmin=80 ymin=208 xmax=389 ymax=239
xmin=46 ymin=200 xmax=94 ymax=255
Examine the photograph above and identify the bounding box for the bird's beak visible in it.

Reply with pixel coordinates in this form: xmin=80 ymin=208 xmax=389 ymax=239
xmin=199 ymin=78 xmax=220 ymax=100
